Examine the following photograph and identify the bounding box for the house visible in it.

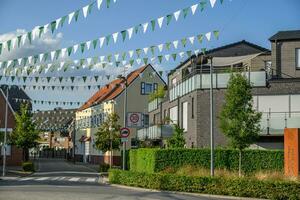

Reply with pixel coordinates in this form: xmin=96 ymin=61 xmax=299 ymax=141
xmin=0 ymin=85 xmax=31 ymax=166
xmin=74 ymin=64 xmax=165 ymax=164
xmin=138 ymin=30 xmax=300 ymax=150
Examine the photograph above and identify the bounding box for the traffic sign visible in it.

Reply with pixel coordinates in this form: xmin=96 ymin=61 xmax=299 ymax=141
xmin=127 ymin=112 xmax=142 ymax=128
xmin=121 ymin=138 xmax=128 ymax=142
xmin=120 ymin=127 xmax=130 ymax=138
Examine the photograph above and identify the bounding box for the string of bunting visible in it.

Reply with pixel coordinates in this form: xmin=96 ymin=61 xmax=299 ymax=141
xmin=13 ymin=97 xmax=84 ymax=106
xmin=3 ymin=84 xmax=103 ymax=91
xmin=0 ymin=30 xmax=219 ymax=70
xmin=0 ymin=0 xmax=224 ymax=66
xmin=0 ymin=0 xmax=117 ymax=53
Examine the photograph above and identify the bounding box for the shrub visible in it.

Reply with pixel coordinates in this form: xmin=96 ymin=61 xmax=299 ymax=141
xmin=99 ymin=163 xmax=110 ymax=172
xmin=22 ymin=161 xmax=35 ymax=172
xmin=129 ymin=148 xmax=284 ymax=174
xmin=109 ymin=169 xmax=300 ymax=200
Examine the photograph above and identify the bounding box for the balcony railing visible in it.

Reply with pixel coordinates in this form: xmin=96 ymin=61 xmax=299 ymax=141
xmin=260 ymin=112 xmax=300 ymax=135
xmin=137 ymin=124 xmax=174 ymax=141
xmin=169 ymin=70 xmax=266 ymax=101
xmin=148 ymin=98 xmax=163 ymax=112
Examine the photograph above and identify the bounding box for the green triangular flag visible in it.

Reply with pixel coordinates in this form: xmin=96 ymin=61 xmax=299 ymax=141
xmin=107 ymin=54 xmax=112 ymax=62
xmin=181 ymin=38 xmax=187 ymax=47
xmin=134 ymin=24 xmax=140 ymax=34
xmin=42 ymin=86 xmax=46 ymax=90
xmin=71 ymin=77 xmax=75 ymax=83
xmin=80 ymin=43 xmax=85 ymax=53
xmin=50 ymin=21 xmax=56 ymax=33
xmin=106 ymin=0 xmax=110 ymax=8
xmin=74 ymin=10 xmax=80 ymax=21
xmin=17 ymin=36 xmax=22 ymax=47
xmin=150 ymin=46 xmax=155 ymax=55
xmin=143 ymin=58 xmax=148 ymax=65
xmin=82 ymin=76 xmax=87 ymax=82
xmin=59 ymin=77 xmax=63 ymax=83
xmin=67 ymin=47 xmax=73 ymax=56
xmin=106 ymin=35 xmax=111 ymax=45
xmin=200 ymin=1 xmax=206 ymax=11
xmin=220 ymin=0 xmax=224 ymax=4
xmin=166 ymin=14 xmax=172 ymax=25
xmin=165 ymin=42 xmax=171 ymax=50
xmin=0 ymin=76 xmax=2 ymax=81
xmin=121 ymin=30 xmax=127 ymax=42
xmin=186 ymin=50 xmax=192 ymax=57
xmin=35 ymin=77 xmax=39 ymax=83
xmin=60 ymin=16 xmax=67 ymax=27
xmin=52 ymin=86 xmax=55 ymax=90
xmin=39 ymin=26 xmax=44 ymax=38
xmin=93 ymin=56 xmax=98 ymax=64
xmin=7 ymin=40 xmax=11 ymax=51
xmin=80 ymin=59 xmax=85 ymax=66
xmin=27 ymin=32 xmax=32 ymax=44
xmin=183 ymin=8 xmax=189 ymax=18
xmin=158 ymin=55 xmax=163 ymax=63
xmin=94 ymin=76 xmax=99 ymax=82
xmin=116 ymin=61 xmax=120 ymax=67
xmin=151 ymin=20 xmax=156 ymax=31
xmin=136 ymin=49 xmax=142 ymax=57
xmin=0 ymin=43 xmax=2 ymax=55
xmin=88 ymin=2 xmax=94 ymax=14
xmin=55 ymin=49 xmax=61 ymax=60
xmin=33 ymin=85 xmax=36 ymax=90
xmin=92 ymin=39 xmax=98 ymax=49
xmin=23 ymin=77 xmax=27 ymax=82
xmin=129 ymin=59 xmax=134 ymax=66
xmin=47 ymin=77 xmax=51 ymax=82
xmin=213 ymin=30 xmax=220 ymax=40
xmin=197 ymin=34 xmax=203 ymax=43
xmin=159 ymin=71 xmax=163 ymax=76
xmin=122 ymin=52 xmax=126 ymax=60
xmin=44 ymin=52 xmax=49 ymax=61
xmin=172 ymin=53 xmax=177 ymax=61
xmin=33 ymin=55 xmax=38 ymax=64
xmin=11 ymin=76 xmax=15 ymax=82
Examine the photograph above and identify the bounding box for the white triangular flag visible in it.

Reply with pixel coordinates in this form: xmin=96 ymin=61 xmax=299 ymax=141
xmin=68 ymin=12 xmax=75 ymax=24
xmin=7 ymin=60 xmax=12 ymax=67
xmin=56 ymin=18 xmax=62 ymax=29
xmin=173 ymin=40 xmax=179 ymax=49
xmin=100 ymin=56 xmax=105 ymax=62
xmin=127 ymin=27 xmax=134 ymax=39
xmin=60 ymin=62 xmax=65 ymax=68
xmin=173 ymin=10 xmax=181 ymax=21
xmin=97 ymin=0 xmax=103 ymax=9
xmin=73 ymin=44 xmax=79 ymax=53
xmin=39 ymin=54 xmax=44 ymax=62
xmin=136 ymin=58 xmax=141 ymax=65
xmin=205 ymin=32 xmax=211 ymax=41
xmin=179 ymin=52 xmax=185 ymax=58
xmin=44 ymin=24 xmax=49 ymax=34
xmin=142 ymin=22 xmax=148 ymax=33
xmin=11 ymin=38 xmax=17 ymax=49
xmin=114 ymin=54 xmax=119 ymax=61
xmin=74 ymin=60 xmax=79 ymax=65
xmin=82 ymin=5 xmax=89 ymax=18
xmin=32 ymin=27 xmax=38 ymax=41
xmin=158 ymin=44 xmax=164 ymax=52
xmin=210 ymin=0 xmax=217 ymax=8
xmin=189 ymin=36 xmax=195 ymax=44
xmin=61 ymin=48 xmax=67 ymax=57
xmin=143 ymin=47 xmax=149 ymax=54
xmin=87 ymin=58 xmax=92 ymax=65
xmin=86 ymin=41 xmax=91 ymax=50
xmin=99 ymin=37 xmax=105 ymax=47
xmin=191 ymin=4 xmax=198 ymax=15
xmin=50 ymin=51 xmax=56 ymax=61
xmin=157 ymin=17 xmax=164 ymax=28
xmin=22 ymin=34 xmax=27 ymax=45
xmin=28 ymin=56 xmax=33 ymax=64
xmin=194 ymin=49 xmax=200 ymax=55
xmin=165 ymin=54 xmax=170 ymax=61
xmin=112 ymin=32 xmax=118 ymax=43
xmin=129 ymin=50 xmax=134 ymax=58
xmin=122 ymin=60 xmax=127 ymax=65
xmin=18 ymin=58 xmax=22 ymax=65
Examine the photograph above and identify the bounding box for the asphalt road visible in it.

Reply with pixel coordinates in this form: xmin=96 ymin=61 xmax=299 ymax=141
xmin=0 ymin=158 xmax=225 ymax=200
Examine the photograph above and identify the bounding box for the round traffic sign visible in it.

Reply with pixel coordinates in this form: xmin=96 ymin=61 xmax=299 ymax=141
xmin=120 ymin=127 xmax=130 ymax=138
xmin=129 ymin=113 xmax=139 ymax=123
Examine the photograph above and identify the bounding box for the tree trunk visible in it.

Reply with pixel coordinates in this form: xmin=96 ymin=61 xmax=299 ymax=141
xmin=238 ymin=149 xmax=242 ymax=177
xmin=24 ymin=148 xmax=29 ymax=162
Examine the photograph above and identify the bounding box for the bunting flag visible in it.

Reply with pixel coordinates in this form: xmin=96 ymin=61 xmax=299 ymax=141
xmin=13 ymin=97 xmax=84 ymax=106
xmin=0 ymin=0 xmax=225 ymax=60
xmin=0 ymin=0 xmax=117 ymax=53
xmin=1 ymin=30 xmax=219 ymax=69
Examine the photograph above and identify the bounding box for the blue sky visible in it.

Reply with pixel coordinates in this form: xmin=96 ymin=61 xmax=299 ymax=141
xmin=0 ymin=0 xmax=299 ymax=110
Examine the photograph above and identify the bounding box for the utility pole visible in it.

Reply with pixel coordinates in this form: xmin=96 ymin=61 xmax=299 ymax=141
xmin=2 ymin=86 xmax=8 ymax=177
xmin=72 ymin=119 xmax=76 ymax=164
xmin=123 ymin=78 xmax=127 ymax=170
xmin=209 ymin=56 xmax=215 ymax=177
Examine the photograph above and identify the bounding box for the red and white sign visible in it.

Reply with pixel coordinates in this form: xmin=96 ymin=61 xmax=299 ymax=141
xmin=120 ymin=127 xmax=130 ymax=138
xmin=127 ymin=112 xmax=142 ymax=128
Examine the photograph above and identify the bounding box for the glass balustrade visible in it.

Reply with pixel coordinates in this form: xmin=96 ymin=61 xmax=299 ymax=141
xmin=137 ymin=124 xmax=174 ymax=141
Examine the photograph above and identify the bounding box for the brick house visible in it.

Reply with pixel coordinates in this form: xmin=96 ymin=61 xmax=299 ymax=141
xmin=0 ymin=85 xmax=31 ymax=166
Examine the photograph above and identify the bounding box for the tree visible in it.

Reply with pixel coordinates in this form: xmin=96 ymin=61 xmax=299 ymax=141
xmin=167 ymin=124 xmax=186 ymax=148
xmin=11 ymin=103 xmax=39 ymax=161
xmin=219 ymin=73 xmax=262 ymax=176
xmin=94 ymin=113 xmax=121 ymax=153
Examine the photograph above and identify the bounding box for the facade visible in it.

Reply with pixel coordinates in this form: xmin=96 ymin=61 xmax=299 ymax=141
xmin=0 ymin=85 xmax=31 ymax=166
xmin=75 ymin=64 xmax=165 ymax=164
xmin=138 ymin=30 xmax=300 ymax=150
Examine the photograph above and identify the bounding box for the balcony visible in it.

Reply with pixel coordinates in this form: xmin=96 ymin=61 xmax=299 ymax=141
xmin=148 ymin=98 xmax=163 ymax=112
xmin=137 ymin=124 xmax=174 ymax=141
xmin=260 ymin=112 xmax=300 ymax=135
xmin=169 ymin=70 xmax=266 ymax=101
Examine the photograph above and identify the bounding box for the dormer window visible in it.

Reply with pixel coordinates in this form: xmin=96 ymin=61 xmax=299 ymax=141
xmin=296 ymin=48 xmax=300 ymax=68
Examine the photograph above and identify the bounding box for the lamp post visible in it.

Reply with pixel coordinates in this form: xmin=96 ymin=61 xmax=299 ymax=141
xmin=1 ymin=86 xmax=8 ymax=177
xmin=209 ymin=56 xmax=215 ymax=177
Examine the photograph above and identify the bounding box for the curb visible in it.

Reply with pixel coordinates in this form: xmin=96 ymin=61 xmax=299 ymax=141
xmin=109 ymin=184 xmax=266 ymax=200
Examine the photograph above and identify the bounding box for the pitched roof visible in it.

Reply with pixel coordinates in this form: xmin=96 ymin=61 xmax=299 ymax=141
xmin=78 ymin=65 xmax=149 ymax=111
xmin=269 ymin=30 xmax=300 ymax=41
xmin=0 ymin=85 xmax=31 ymax=113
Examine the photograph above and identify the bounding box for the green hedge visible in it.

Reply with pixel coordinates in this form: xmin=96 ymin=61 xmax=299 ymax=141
xmin=22 ymin=161 xmax=35 ymax=172
xmin=109 ymin=169 xmax=300 ymax=200
xmin=129 ymin=148 xmax=284 ymax=173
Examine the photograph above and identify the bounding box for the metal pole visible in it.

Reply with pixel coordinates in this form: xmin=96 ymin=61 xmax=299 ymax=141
xmin=2 ymin=86 xmax=8 ymax=177
xmin=73 ymin=120 xmax=76 ymax=164
xmin=210 ymin=57 xmax=214 ymax=177
xmin=123 ymin=79 xmax=127 ymax=170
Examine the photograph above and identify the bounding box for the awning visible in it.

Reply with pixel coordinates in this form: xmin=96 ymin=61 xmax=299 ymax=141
xmin=212 ymin=53 xmax=262 ymax=67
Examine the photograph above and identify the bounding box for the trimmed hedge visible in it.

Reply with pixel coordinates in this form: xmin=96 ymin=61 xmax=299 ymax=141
xmin=22 ymin=161 xmax=35 ymax=172
xmin=130 ymin=148 xmax=284 ymax=173
xmin=109 ymin=169 xmax=300 ymax=200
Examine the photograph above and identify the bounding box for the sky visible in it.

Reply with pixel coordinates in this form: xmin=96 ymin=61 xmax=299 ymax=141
xmin=0 ymin=0 xmax=299 ymax=111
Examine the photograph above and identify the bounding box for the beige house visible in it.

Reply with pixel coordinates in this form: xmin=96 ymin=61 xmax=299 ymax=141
xmin=75 ymin=64 xmax=165 ymax=164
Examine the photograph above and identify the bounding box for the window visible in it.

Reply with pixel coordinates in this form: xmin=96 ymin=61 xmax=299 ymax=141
xmin=169 ymin=106 xmax=178 ymax=124
xmin=182 ymin=102 xmax=188 ymax=131
xmin=141 ymin=82 xmax=156 ymax=95
xmin=191 ymin=97 xmax=194 ymax=119
xmin=296 ymin=49 xmax=300 ymax=68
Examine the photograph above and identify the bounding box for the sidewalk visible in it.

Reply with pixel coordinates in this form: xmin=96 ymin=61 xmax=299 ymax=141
xmin=67 ymin=161 xmax=99 ymax=172
xmin=0 ymin=165 xmax=31 ymax=177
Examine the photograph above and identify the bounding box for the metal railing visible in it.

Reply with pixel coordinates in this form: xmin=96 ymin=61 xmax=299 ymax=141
xmin=148 ymin=98 xmax=163 ymax=112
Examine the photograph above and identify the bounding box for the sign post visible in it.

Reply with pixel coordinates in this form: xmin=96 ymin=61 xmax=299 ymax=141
xmin=120 ymin=127 xmax=130 ymax=170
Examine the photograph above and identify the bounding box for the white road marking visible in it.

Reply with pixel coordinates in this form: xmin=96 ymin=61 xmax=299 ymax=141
xmin=86 ymin=178 xmax=96 ymax=182
xmin=34 ymin=171 xmax=100 ymax=175
xmin=19 ymin=177 xmax=34 ymax=181
xmin=35 ymin=177 xmax=49 ymax=181
xmin=68 ymin=177 xmax=80 ymax=182
xmin=58 ymin=177 xmax=66 ymax=181
xmin=51 ymin=177 xmax=61 ymax=180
